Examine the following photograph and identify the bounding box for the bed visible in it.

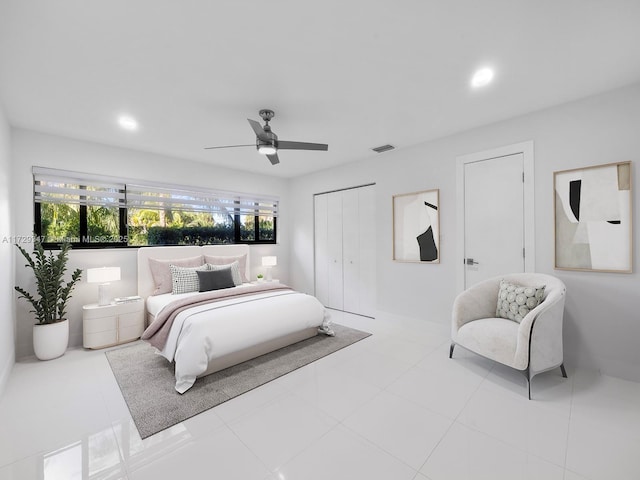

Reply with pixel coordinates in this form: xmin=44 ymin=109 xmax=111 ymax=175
xmin=137 ymin=245 xmax=327 ymax=393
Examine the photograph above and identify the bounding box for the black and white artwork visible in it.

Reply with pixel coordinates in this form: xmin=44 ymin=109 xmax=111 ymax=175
xmin=554 ymin=161 xmax=632 ymax=273
xmin=393 ymin=189 xmax=440 ymax=263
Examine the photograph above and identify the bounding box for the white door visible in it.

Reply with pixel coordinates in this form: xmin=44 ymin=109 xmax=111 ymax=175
xmin=326 ymin=191 xmax=344 ymax=309
xmin=463 ymin=153 xmax=525 ymax=288
xmin=357 ymin=185 xmax=376 ymax=317
xmin=314 ymin=185 xmax=376 ymax=317
xmin=313 ymin=194 xmax=329 ymax=306
xmin=342 ymin=185 xmax=376 ymax=317
xmin=342 ymin=188 xmax=359 ymax=313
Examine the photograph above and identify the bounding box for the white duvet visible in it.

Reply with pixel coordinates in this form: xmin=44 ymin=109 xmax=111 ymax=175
xmin=148 ymin=287 xmax=326 ymax=393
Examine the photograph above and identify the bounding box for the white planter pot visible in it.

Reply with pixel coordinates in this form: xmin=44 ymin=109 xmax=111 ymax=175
xmin=33 ymin=319 xmax=69 ymax=361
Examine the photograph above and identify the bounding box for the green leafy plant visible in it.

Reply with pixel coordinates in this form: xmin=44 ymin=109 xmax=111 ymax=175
xmin=14 ymin=240 xmax=83 ymax=325
xmin=257 ymin=273 xmax=264 ymax=279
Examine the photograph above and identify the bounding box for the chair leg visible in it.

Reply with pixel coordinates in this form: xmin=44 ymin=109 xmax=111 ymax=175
xmin=522 ymin=368 xmax=532 ymax=400
xmin=449 ymin=343 xmax=455 ymax=359
xmin=526 ymin=365 xmax=567 ymax=400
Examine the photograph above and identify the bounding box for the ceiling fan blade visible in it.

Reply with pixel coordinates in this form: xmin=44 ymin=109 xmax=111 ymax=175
xmin=267 ymin=153 xmax=280 ymax=165
xmin=248 ymin=118 xmax=271 ymax=143
xmin=204 ymin=144 xmax=255 ymax=150
xmin=276 ymin=140 xmax=328 ymax=151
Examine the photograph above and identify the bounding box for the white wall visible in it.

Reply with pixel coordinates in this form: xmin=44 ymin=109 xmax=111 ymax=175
xmin=12 ymin=129 xmax=289 ymax=358
xmin=290 ymin=82 xmax=640 ymax=382
xmin=0 ymin=103 xmax=15 ymax=396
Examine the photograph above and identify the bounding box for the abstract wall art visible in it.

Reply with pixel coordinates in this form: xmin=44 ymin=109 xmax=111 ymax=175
xmin=554 ymin=161 xmax=632 ymax=273
xmin=393 ymin=189 xmax=440 ymax=263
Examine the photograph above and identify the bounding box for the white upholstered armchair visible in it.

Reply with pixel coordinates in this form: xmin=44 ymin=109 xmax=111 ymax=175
xmin=450 ymin=273 xmax=567 ymax=399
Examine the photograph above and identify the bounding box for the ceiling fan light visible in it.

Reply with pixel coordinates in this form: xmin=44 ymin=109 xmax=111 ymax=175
xmin=258 ymin=144 xmax=277 ymax=155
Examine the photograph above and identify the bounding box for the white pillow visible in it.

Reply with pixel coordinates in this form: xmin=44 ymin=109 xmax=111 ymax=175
xmin=207 ymin=261 xmax=242 ymax=286
xmin=204 ymin=254 xmax=248 ymax=283
xmin=495 ymin=280 xmax=545 ymax=323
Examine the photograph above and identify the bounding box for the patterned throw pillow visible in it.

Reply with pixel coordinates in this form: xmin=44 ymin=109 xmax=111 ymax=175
xmin=495 ymin=280 xmax=545 ymax=323
xmin=207 ymin=261 xmax=243 ymax=286
xmin=169 ymin=264 xmax=208 ymax=295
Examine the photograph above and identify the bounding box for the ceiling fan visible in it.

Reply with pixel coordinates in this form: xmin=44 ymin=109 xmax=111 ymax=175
xmin=204 ymin=109 xmax=328 ymax=165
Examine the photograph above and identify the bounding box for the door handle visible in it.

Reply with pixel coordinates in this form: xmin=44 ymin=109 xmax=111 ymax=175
xmin=465 ymin=258 xmax=479 ymax=265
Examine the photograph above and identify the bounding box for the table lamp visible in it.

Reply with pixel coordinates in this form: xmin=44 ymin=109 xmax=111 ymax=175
xmin=261 ymin=256 xmax=277 ymax=282
xmin=87 ymin=267 xmax=121 ymax=306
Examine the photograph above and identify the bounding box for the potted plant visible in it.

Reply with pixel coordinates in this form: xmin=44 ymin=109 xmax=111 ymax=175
xmin=256 ymin=273 xmax=264 ymax=283
xmin=14 ymin=240 xmax=83 ymax=360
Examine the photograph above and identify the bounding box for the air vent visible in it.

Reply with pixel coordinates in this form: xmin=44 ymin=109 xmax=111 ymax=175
xmin=371 ymin=144 xmax=395 ymax=153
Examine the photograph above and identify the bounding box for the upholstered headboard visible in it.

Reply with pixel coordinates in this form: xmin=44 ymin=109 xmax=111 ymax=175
xmin=137 ymin=244 xmax=250 ymax=299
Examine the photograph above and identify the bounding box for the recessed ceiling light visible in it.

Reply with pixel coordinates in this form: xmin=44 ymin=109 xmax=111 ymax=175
xmin=118 ymin=115 xmax=139 ymax=131
xmin=470 ymin=67 xmax=494 ymax=88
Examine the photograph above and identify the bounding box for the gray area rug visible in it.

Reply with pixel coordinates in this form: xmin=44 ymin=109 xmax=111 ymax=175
xmin=106 ymin=324 xmax=371 ymax=439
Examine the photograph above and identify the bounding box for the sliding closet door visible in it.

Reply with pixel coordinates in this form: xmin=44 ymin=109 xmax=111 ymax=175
xmin=342 ymin=185 xmax=375 ymax=316
xmin=357 ymin=185 xmax=375 ymax=317
xmin=342 ymin=188 xmax=359 ymax=313
xmin=326 ymin=191 xmax=344 ymax=310
xmin=313 ymin=193 xmax=329 ymax=306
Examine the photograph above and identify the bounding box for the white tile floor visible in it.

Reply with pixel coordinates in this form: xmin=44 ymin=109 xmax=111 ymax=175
xmin=1 ymin=310 xmax=640 ymax=480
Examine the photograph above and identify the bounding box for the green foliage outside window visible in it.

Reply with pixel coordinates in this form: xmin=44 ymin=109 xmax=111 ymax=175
xmin=87 ymin=206 xmax=119 ymax=238
xmin=38 ymin=204 xmax=276 ymax=247
xmin=259 ymin=217 xmax=275 ymax=241
xmin=40 ymin=203 xmax=80 ymax=243
xmin=40 ymin=204 xmax=123 ymax=244
xmin=147 ymin=225 xmax=235 ymax=245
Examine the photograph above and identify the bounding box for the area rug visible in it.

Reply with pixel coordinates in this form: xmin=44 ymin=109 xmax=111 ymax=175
xmin=105 ymin=324 xmax=371 ymax=439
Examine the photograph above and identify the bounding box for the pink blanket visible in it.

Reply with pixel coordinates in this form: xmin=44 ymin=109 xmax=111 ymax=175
xmin=141 ymin=283 xmax=293 ymax=351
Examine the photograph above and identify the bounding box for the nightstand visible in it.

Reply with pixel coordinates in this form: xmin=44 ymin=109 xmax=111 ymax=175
xmin=83 ymin=299 xmax=144 ymax=349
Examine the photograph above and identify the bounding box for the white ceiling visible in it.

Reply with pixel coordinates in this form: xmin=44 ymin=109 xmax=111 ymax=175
xmin=1 ymin=0 xmax=640 ymax=178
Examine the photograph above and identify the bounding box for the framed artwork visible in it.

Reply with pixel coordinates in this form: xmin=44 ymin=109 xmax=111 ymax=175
xmin=554 ymin=161 xmax=632 ymax=273
xmin=393 ymin=189 xmax=440 ymax=263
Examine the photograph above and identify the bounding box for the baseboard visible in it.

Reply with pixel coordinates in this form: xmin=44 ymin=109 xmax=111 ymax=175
xmin=0 ymin=349 xmax=15 ymax=398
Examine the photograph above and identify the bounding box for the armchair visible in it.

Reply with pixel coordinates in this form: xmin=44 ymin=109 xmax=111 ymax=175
xmin=450 ymin=273 xmax=567 ymax=399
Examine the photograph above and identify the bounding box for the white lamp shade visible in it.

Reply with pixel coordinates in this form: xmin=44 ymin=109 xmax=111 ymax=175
xmin=87 ymin=267 xmax=121 ymax=284
xmin=258 ymin=145 xmax=277 ymax=155
xmin=262 ymin=256 xmax=277 ymax=267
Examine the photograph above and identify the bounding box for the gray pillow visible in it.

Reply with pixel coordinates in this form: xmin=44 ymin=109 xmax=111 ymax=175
xmin=496 ymin=280 xmax=545 ymax=323
xmin=197 ymin=269 xmax=236 ymax=292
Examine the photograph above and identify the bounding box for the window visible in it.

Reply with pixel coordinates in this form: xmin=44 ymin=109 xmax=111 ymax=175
xmin=33 ymin=167 xmax=278 ymax=248
xmin=34 ymin=172 xmax=127 ymax=246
